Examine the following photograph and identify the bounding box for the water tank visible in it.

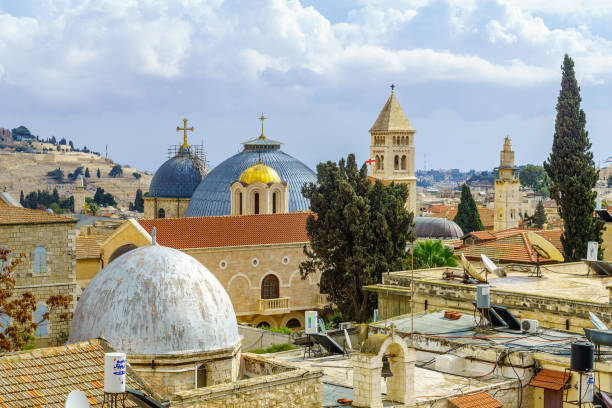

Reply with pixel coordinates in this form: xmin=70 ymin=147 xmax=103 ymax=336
xmin=570 ymin=342 xmax=594 ymax=372
xmin=476 ymin=285 xmax=490 ymax=309
xmin=104 ymin=353 xmax=127 ymax=393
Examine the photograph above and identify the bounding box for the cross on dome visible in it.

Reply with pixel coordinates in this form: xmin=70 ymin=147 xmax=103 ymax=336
xmin=259 ymin=113 xmax=266 ymax=139
xmin=177 ymin=118 xmax=194 ymax=149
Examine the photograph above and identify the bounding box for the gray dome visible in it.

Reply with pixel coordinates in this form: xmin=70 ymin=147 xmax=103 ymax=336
xmin=149 ymin=149 xmax=206 ymax=198
xmin=186 ymin=149 xmax=316 ymax=217
xmin=414 ymin=217 xmax=464 ymax=240
xmin=68 ymin=245 xmax=240 ymax=354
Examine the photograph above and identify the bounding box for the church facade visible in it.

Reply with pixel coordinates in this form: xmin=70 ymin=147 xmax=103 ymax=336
xmin=494 ymin=136 xmax=520 ymax=231
xmin=368 ymin=88 xmax=417 ymax=214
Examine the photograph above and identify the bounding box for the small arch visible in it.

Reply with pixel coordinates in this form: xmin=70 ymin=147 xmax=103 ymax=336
xmin=34 ymin=303 xmax=47 ymax=336
xmin=257 ymin=321 xmax=271 ymax=328
xmin=272 ymin=191 xmax=277 ymax=214
xmin=227 ymin=273 xmax=253 ymax=291
xmin=254 ymin=192 xmax=260 ymax=214
xmin=109 ymin=244 xmax=138 ymax=264
xmin=261 ymin=274 xmax=280 ymax=299
xmin=239 ymin=192 xmax=243 ymax=215
xmin=197 ymin=365 xmax=207 ymax=388
xmin=286 ymin=318 xmax=301 ymax=329
xmin=375 ymin=155 xmax=381 ymax=170
xmin=380 ymin=155 xmax=384 ymax=170
xmin=33 ymin=246 xmax=47 ymax=274
xmin=394 ymin=155 xmax=399 ymax=170
xmin=401 ymin=155 xmax=407 ymax=170
xmin=158 ymin=208 xmax=165 ymax=218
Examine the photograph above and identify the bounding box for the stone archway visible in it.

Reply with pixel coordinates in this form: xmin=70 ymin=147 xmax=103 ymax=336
xmin=108 ymin=244 xmax=138 ymax=264
xmin=352 ymin=327 xmax=415 ymax=408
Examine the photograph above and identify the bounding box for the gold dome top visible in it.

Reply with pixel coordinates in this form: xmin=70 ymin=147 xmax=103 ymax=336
xmin=239 ymin=162 xmax=282 ymax=184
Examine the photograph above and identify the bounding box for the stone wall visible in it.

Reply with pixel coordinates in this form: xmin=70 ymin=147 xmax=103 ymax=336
xmin=170 ymin=354 xmax=323 ymax=407
xmin=0 ymin=221 xmax=78 ymax=347
xmin=603 ymin=221 xmax=612 ymax=262
xmin=238 ymin=325 xmax=291 ymax=351
xmin=144 ymin=197 xmax=191 ymax=219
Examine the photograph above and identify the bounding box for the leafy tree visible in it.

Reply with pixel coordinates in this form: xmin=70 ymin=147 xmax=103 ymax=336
xmin=453 ymin=184 xmax=483 ymax=233
xmin=411 ymin=239 xmax=457 ymax=269
xmin=59 ymin=196 xmax=74 ymax=213
xmin=11 ymin=126 xmax=33 ymax=140
xmin=543 ymin=55 xmax=604 ymax=261
xmin=519 ymin=164 xmax=551 ymax=196
xmin=608 ymin=175 xmax=612 ymax=188
xmin=1 ymin=248 xmax=72 ymax=351
xmin=67 ymin=166 xmax=84 ymax=181
xmin=109 ymin=165 xmax=123 ymax=178
xmin=49 ymin=136 xmax=57 ymax=145
xmin=69 ymin=141 xmax=74 ymax=149
xmin=132 ymin=172 xmax=142 ymax=180
xmin=93 ymin=187 xmax=116 ymax=207
xmin=46 ymin=168 xmax=64 ymax=182
xmin=533 ymin=201 xmax=547 ymax=229
xmin=19 ymin=191 xmax=24 ymax=206
xmin=96 ymin=168 xmax=101 ymax=178
xmin=85 ymin=168 xmax=90 ymax=178
xmin=52 ymin=188 xmax=60 ymax=204
xmin=129 ymin=189 xmax=144 ymax=212
xmin=299 ymin=154 xmax=415 ymax=322
xmin=58 ymin=138 xmax=66 ymax=145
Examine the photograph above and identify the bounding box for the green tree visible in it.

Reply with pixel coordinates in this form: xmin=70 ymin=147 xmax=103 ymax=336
xmin=133 ymin=172 xmax=142 ymax=180
xmin=608 ymin=175 xmax=612 ymax=188
xmin=519 ymin=164 xmax=551 ymax=196
xmin=109 ymin=165 xmax=123 ymax=178
xmin=453 ymin=184 xmax=483 ymax=233
xmin=543 ymin=55 xmax=604 ymax=261
xmin=96 ymin=168 xmax=101 ymax=178
xmin=19 ymin=191 xmax=24 ymax=206
xmin=46 ymin=168 xmax=64 ymax=182
xmin=412 ymin=239 xmax=457 ymax=269
xmin=85 ymin=168 xmax=90 ymax=178
xmin=10 ymin=126 xmax=33 ymax=140
xmin=533 ymin=201 xmax=547 ymax=229
xmin=299 ymin=154 xmax=414 ymax=322
xmin=129 ymin=189 xmax=144 ymax=212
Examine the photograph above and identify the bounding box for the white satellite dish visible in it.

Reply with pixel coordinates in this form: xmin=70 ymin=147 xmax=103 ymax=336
xmin=481 ymin=254 xmax=506 ymax=277
xmin=65 ymin=390 xmax=90 ymax=408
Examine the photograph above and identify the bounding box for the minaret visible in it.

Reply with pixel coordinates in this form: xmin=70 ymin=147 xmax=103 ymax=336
xmin=369 ymin=85 xmax=417 ymax=214
xmin=494 ymin=136 xmax=520 ymax=231
xmin=74 ymin=175 xmax=85 ymax=214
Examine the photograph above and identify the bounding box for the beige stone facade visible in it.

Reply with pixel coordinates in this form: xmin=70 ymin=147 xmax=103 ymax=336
xmin=494 ymin=137 xmax=520 ymax=231
xmin=369 ymin=89 xmax=417 ymax=214
xmin=0 ymin=219 xmax=78 ymax=347
xmin=144 ymin=196 xmax=191 ymax=219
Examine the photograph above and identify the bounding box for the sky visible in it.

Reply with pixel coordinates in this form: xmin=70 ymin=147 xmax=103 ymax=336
xmin=0 ymin=0 xmax=611 ymax=174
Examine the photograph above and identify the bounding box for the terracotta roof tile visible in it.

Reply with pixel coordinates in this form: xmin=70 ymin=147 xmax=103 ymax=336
xmin=425 ymin=207 xmax=493 ymax=228
xmin=137 ymin=212 xmax=311 ymax=249
xmin=0 ymin=206 xmax=76 ymax=225
xmin=76 ymin=235 xmax=105 ymax=259
xmin=449 ymin=392 xmax=502 ymax=408
xmin=0 ymin=339 xmax=161 ymax=407
xmin=466 ymin=231 xmax=496 ymax=241
xmin=529 ymin=369 xmax=570 ymax=390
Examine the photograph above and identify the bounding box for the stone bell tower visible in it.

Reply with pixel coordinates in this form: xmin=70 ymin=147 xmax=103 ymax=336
xmin=369 ymin=86 xmax=417 ymax=214
xmin=494 ymin=136 xmax=520 ymax=231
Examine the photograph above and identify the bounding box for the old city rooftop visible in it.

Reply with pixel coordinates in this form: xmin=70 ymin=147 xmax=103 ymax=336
xmin=0 ymin=201 xmax=76 ymax=225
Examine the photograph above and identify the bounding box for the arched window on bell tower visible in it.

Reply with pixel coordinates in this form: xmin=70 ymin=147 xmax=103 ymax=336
xmin=254 ymin=192 xmax=260 ymax=214
xmin=272 ymin=192 xmax=277 ymax=214
xmin=394 ymin=155 xmax=399 ymax=170
xmin=239 ymin=192 xmax=243 ymax=215
xmin=401 ymin=155 xmax=407 ymax=170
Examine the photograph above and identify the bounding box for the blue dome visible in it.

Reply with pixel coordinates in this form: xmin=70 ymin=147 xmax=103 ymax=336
xmin=149 ymin=151 xmax=206 ymax=198
xmin=186 ymin=149 xmax=316 ymax=217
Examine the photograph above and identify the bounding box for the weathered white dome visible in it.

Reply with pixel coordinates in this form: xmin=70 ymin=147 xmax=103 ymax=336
xmin=69 ymin=245 xmax=240 ymax=354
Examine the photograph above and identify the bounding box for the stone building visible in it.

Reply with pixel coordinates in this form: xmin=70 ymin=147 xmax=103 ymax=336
xmin=73 ymin=174 xmax=86 ymax=214
xmin=0 ymin=201 xmax=78 ymax=347
xmin=369 ymin=87 xmax=417 ymax=214
xmin=493 ymin=136 xmax=520 ymax=231
xmin=75 ymin=234 xmax=105 ymax=289
xmin=97 ymin=213 xmax=323 ymax=329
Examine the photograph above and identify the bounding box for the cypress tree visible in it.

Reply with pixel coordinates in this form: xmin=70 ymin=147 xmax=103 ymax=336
xmin=453 ymin=184 xmax=484 ymax=233
xmin=96 ymin=168 xmax=101 ymax=178
xmin=543 ymin=55 xmax=603 ymax=261
xmin=19 ymin=190 xmax=24 ymax=205
xmin=533 ymin=201 xmax=547 ymax=229
xmin=85 ymin=168 xmax=90 ymax=178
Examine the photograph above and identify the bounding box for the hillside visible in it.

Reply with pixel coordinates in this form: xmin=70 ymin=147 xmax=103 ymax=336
xmin=0 ymin=149 xmax=153 ymax=210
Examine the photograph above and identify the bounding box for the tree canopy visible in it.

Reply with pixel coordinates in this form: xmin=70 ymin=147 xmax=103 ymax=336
xmin=109 ymin=165 xmax=123 ymax=178
xmin=543 ymin=55 xmax=603 ymax=261
xmin=453 ymin=184 xmax=483 ymax=234
xmin=519 ymin=164 xmax=550 ymax=196
xmin=299 ymin=154 xmax=415 ymax=322
xmin=93 ymin=187 xmax=117 ymax=207
xmin=129 ymin=189 xmax=144 ymax=212
xmin=533 ymin=201 xmax=547 ymax=229
xmin=411 ymin=240 xmax=457 ymax=269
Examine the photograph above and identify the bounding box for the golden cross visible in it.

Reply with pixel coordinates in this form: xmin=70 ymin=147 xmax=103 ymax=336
xmin=259 ymin=113 xmax=266 ymax=139
xmin=177 ymin=118 xmax=194 ymax=149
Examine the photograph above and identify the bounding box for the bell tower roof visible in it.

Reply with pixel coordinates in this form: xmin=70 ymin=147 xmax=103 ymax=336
xmin=369 ymin=88 xmax=415 ymax=133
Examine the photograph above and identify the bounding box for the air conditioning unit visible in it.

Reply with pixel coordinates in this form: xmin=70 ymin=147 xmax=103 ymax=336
xmin=521 ymin=319 xmax=539 ymax=333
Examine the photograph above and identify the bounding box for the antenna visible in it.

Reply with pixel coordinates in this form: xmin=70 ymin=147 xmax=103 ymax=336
xmin=65 ymin=390 xmax=90 ymax=408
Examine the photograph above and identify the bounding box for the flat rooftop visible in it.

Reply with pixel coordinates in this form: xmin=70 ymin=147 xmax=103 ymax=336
xmin=386 ymin=262 xmax=611 ymax=304
xmin=276 ymin=348 xmax=516 ymax=407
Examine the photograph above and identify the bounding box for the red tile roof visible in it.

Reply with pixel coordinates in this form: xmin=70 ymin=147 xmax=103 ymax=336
xmin=529 ymin=369 xmax=571 ymax=390
xmin=425 ymin=207 xmax=494 ymax=228
xmin=137 ymin=212 xmax=311 ymax=249
xmin=449 ymin=392 xmax=502 ymax=408
xmin=76 ymin=235 xmax=106 ymax=259
xmin=465 ymin=231 xmax=496 ymax=241
xmin=0 ymin=204 xmax=76 ymax=225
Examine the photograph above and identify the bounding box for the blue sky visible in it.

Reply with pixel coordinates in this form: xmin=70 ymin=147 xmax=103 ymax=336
xmin=0 ymin=0 xmax=611 ymax=173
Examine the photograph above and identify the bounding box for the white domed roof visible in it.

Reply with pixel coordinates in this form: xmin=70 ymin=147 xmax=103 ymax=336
xmin=68 ymin=245 xmax=240 ymax=354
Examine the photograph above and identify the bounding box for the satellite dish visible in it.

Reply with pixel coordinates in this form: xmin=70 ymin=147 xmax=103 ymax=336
xmin=481 ymin=254 xmax=507 ymax=277
xmin=527 ymin=232 xmax=564 ymax=262
xmin=65 ymin=390 xmax=90 ymax=408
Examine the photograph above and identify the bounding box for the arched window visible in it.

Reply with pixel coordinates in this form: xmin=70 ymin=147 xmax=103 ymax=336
xmin=197 ymin=365 xmax=207 ymax=388
xmin=33 ymin=246 xmax=46 ymax=274
xmin=158 ymin=208 xmax=165 ymax=218
xmin=254 ymin=192 xmax=260 ymax=215
xmin=394 ymin=155 xmax=399 ymax=170
xmin=261 ymin=274 xmax=279 ymax=299
xmin=257 ymin=321 xmax=271 ymax=328
xmin=375 ymin=155 xmax=381 ymax=170
xmin=239 ymin=192 xmax=243 ymax=215
xmin=380 ymin=155 xmax=384 ymax=170
xmin=286 ymin=318 xmax=301 ymax=329
xmin=108 ymin=244 xmax=138 ymax=264
xmin=34 ymin=303 xmax=47 ymax=336
xmin=401 ymin=155 xmax=407 ymax=170
xmin=272 ymin=192 xmax=277 ymax=214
